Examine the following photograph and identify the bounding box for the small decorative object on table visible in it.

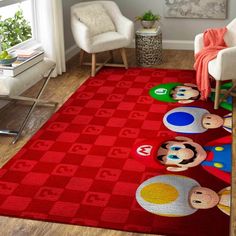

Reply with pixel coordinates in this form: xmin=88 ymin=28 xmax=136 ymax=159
xmin=0 ymin=50 xmax=17 ymax=65
xmin=0 ymin=49 xmax=44 ymax=76
xmin=135 ymin=10 xmax=160 ymax=29
xmin=136 ymin=26 xmax=163 ymax=67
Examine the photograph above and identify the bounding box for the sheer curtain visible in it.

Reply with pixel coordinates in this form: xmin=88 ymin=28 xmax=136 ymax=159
xmin=35 ymin=0 xmax=66 ymax=77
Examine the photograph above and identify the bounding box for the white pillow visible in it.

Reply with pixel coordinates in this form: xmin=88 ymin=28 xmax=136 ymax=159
xmin=74 ymin=4 xmax=116 ymax=37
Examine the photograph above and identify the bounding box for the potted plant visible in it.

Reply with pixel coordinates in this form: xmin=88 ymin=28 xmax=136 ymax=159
xmin=0 ymin=9 xmax=32 ymax=51
xmin=135 ymin=10 xmax=161 ymax=29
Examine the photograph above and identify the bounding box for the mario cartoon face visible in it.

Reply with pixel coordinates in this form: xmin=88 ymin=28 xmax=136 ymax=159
xmin=157 ymin=136 xmax=207 ymax=172
xmin=132 ymin=136 xmax=231 ymax=183
xmin=149 ymin=82 xmax=201 ymax=104
xmin=132 ymin=136 xmax=207 ymax=172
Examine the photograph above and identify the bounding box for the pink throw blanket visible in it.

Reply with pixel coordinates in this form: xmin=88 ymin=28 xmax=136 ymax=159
xmin=194 ymin=27 xmax=228 ymax=100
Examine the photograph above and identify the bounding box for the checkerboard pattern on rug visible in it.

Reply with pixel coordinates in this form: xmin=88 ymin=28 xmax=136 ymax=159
xmin=0 ymin=68 xmax=231 ymax=236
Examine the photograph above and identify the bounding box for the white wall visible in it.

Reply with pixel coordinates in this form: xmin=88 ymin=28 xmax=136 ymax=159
xmin=113 ymin=0 xmax=236 ymax=49
xmin=62 ymin=0 xmax=85 ymax=60
xmin=62 ymin=0 xmax=236 ymax=56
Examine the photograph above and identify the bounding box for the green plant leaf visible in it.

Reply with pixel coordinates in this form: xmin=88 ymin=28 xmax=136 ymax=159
xmin=0 ymin=9 xmax=32 ymax=50
xmin=135 ymin=10 xmax=161 ymax=22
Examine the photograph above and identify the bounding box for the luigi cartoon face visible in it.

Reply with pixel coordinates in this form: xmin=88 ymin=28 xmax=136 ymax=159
xmin=149 ymin=82 xmax=201 ymax=104
xmin=172 ymin=84 xmax=201 ymax=102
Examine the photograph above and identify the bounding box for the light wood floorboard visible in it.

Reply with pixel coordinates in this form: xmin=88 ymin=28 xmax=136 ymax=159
xmin=0 ymin=48 xmax=234 ymax=236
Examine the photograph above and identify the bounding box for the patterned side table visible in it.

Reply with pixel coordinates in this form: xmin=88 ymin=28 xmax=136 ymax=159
xmin=135 ymin=27 xmax=163 ymax=67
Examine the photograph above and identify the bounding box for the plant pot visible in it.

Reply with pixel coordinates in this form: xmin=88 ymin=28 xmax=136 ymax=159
xmin=141 ymin=20 xmax=156 ymax=29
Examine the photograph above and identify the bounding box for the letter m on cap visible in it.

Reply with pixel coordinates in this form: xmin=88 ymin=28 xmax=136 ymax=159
xmin=137 ymin=145 xmax=153 ymax=156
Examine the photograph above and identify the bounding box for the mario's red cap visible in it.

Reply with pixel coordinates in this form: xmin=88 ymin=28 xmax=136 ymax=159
xmin=131 ymin=138 xmax=170 ymax=168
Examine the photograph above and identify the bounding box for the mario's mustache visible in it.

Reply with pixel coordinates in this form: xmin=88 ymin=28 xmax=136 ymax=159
xmin=179 ymin=144 xmax=198 ymax=165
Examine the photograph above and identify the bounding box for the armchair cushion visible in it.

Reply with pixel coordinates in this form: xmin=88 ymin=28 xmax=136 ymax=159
xmin=74 ymin=3 xmax=115 ymax=37
xmin=208 ymin=47 xmax=236 ymax=81
xmin=194 ymin=27 xmax=227 ymax=99
xmin=91 ymin=32 xmax=129 ymax=53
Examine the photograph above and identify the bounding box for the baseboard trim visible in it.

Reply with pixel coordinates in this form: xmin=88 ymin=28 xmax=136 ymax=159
xmin=65 ymin=44 xmax=80 ymax=61
xmin=65 ymin=40 xmax=194 ymax=61
xmin=129 ymin=39 xmax=193 ymax=50
xmin=163 ymin=40 xmax=194 ymax=50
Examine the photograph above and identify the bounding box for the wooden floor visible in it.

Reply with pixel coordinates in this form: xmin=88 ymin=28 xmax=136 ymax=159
xmin=0 ymin=48 xmax=234 ymax=236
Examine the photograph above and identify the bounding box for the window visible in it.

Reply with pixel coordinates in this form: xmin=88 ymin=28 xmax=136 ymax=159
xmin=0 ymin=0 xmax=37 ymax=51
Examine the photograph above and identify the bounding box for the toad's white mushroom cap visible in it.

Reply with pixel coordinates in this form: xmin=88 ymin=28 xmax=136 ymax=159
xmin=136 ymin=174 xmax=200 ymax=217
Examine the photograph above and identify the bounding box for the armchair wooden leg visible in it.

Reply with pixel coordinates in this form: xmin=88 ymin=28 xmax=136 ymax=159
xmin=109 ymin=50 xmax=114 ymax=63
xmin=79 ymin=49 xmax=85 ymax=66
xmin=221 ymin=80 xmax=236 ymax=97
xmin=214 ymin=80 xmax=221 ymax=110
xmin=91 ymin=53 xmax=96 ymax=77
xmin=232 ymin=80 xmax=236 ymax=95
xmin=120 ymin=48 xmax=128 ymax=69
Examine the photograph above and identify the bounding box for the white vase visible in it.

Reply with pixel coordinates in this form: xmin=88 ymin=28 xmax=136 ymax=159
xmin=141 ymin=20 xmax=155 ymax=29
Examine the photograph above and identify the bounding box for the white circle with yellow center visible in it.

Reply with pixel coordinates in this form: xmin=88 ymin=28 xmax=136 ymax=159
xmin=136 ymin=175 xmax=200 ymax=217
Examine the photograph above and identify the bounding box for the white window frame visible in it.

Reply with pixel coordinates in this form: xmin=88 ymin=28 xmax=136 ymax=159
xmin=0 ymin=0 xmax=41 ymax=51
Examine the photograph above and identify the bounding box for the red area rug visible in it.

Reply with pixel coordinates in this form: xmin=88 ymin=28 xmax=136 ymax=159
xmin=0 ymin=68 xmax=230 ymax=236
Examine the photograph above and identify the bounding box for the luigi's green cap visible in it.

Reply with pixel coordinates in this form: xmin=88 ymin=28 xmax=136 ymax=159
xmin=149 ymin=82 xmax=182 ymax=102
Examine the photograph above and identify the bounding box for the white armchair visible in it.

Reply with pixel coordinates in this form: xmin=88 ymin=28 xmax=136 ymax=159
xmin=194 ymin=18 xmax=236 ymax=109
xmin=71 ymin=1 xmax=134 ymax=76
